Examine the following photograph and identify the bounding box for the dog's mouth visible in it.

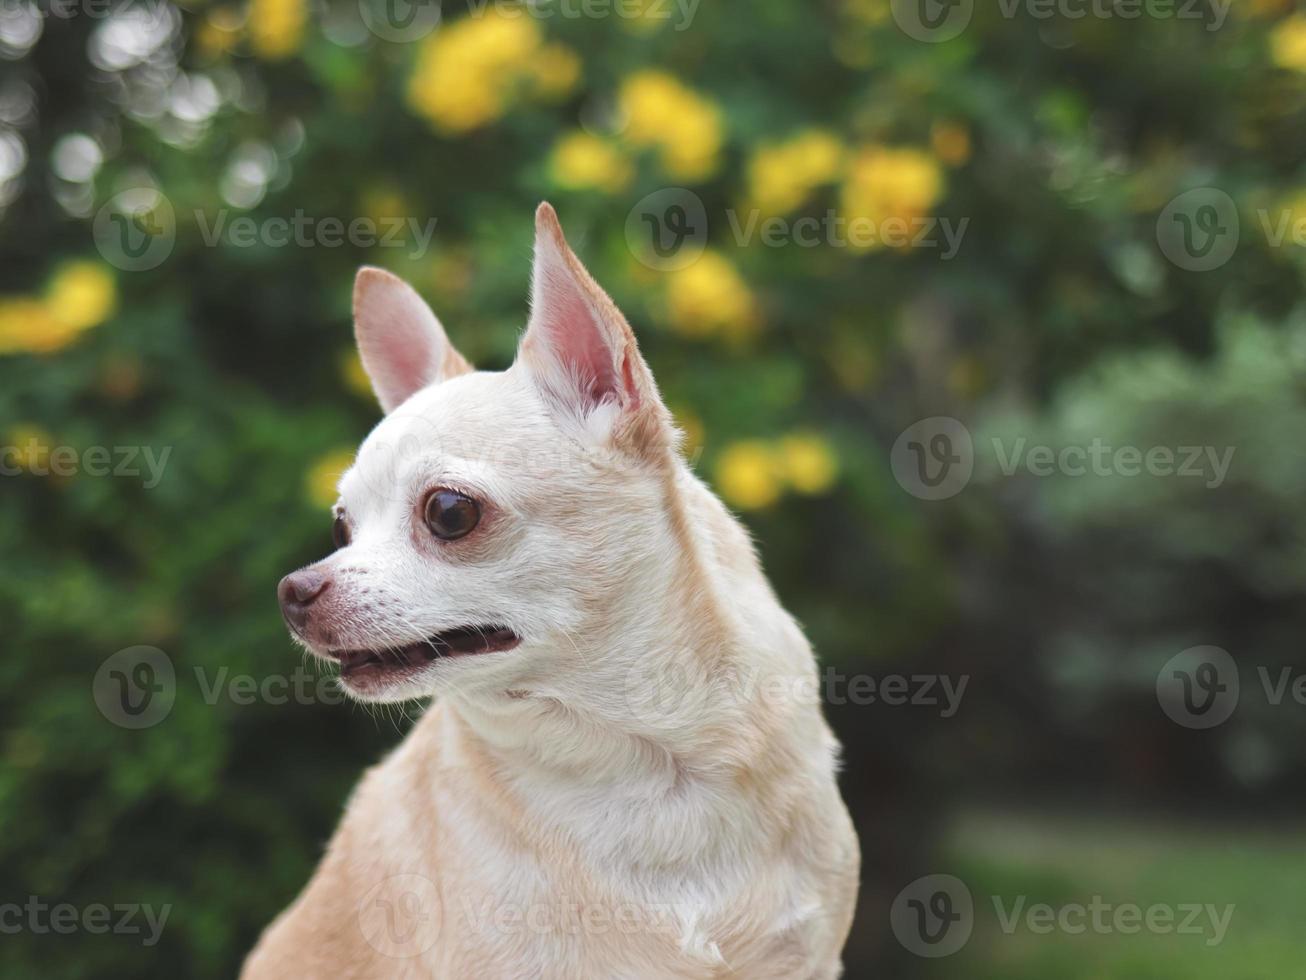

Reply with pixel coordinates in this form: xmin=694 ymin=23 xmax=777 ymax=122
xmin=332 ymin=625 xmax=521 ymax=686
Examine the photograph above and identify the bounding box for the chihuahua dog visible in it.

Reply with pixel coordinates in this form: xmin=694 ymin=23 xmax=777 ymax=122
xmin=241 ymin=204 xmax=859 ymax=979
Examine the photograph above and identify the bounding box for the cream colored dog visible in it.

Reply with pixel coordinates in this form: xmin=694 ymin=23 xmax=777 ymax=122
xmin=242 ymin=204 xmax=859 ymax=979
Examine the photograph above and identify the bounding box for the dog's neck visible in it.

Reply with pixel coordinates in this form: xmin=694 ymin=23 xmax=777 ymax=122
xmin=434 ymin=472 xmax=818 ymax=874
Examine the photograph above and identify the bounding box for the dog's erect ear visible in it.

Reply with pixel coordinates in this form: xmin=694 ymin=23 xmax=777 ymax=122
xmin=518 ymin=203 xmax=672 ymax=458
xmin=353 ymin=267 xmax=473 ymax=413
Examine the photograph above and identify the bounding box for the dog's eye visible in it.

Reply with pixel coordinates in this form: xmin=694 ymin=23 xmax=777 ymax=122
xmin=424 ymin=489 xmax=480 ymax=541
xmin=332 ymin=514 xmax=351 ymax=550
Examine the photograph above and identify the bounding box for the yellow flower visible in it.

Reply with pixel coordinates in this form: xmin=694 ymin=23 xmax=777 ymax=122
xmin=339 ymin=350 xmax=374 ymax=400
xmin=1245 ymin=0 xmax=1292 ymax=16
xmin=664 ymin=250 xmax=758 ymax=340
xmin=618 ymin=71 xmax=723 ymax=181
xmin=249 ymin=0 xmax=305 ymax=60
xmin=196 ymin=7 xmax=244 ymax=59
xmin=826 ymin=333 xmax=877 ymax=391
xmin=359 ymin=187 xmax=409 ymax=228
xmin=842 ymin=0 xmax=890 ymax=26
xmin=715 ymin=440 xmax=782 ymax=511
xmin=529 ymin=43 xmax=582 ymax=100
xmin=840 ymin=146 xmax=944 ymax=251
xmin=305 ymin=448 xmax=355 ymax=510
xmin=670 ymin=405 xmax=705 ymax=458
xmin=1270 ymin=15 xmax=1306 ymax=72
xmin=618 ymin=0 xmax=671 ymax=34
xmin=431 ymin=248 xmax=474 ymax=298
xmin=4 ymin=424 xmax=53 ymax=472
xmin=831 ymin=32 xmax=873 ymax=70
xmin=948 ymin=355 xmax=985 ymax=397
xmin=930 ymin=122 xmax=972 ymax=167
xmin=46 ymin=261 xmax=116 ymax=331
xmin=745 ymin=130 xmax=845 ymax=216
xmin=778 ymin=433 xmax=838 ymax=495
xmin=1275 ymin=189 xmax=1306 ymax=231
xmin=408 ymin=12 xmax=577 ymax=134
xmin=0 ymin=299 xmax=79 ymax=355
xmin=549 ymin=131 xmax=632 ymax=194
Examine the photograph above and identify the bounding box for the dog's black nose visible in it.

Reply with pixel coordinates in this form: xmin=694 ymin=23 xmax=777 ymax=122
xmin=278 ymin=570 xmax=330 ymax=631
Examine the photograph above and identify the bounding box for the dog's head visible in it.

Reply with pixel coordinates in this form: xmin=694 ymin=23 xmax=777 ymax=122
xmin=278 ymin=203 xmax=687 ymax=703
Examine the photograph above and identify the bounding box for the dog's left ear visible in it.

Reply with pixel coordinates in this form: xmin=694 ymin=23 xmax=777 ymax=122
xmin=353 ymin=267 xmax=473 ymax=413
xmin=518 ymin=203 xmax=673 ymax=459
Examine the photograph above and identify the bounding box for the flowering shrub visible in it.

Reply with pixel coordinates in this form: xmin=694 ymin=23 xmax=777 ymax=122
xmin=3 ymin=1 xmax=1306 ymax=976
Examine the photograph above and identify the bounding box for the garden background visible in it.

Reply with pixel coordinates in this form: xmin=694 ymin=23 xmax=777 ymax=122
xmin=2 ymin=0 xmax=1306 ymax=975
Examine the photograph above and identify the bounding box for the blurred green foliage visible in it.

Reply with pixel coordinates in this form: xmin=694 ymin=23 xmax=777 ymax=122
xmin=2 ymin=0 xmax=1306 ymax=975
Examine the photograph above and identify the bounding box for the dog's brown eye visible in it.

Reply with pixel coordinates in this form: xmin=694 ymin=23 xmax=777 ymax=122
xmin=425 ymin=489 xmax=480 ymax=541
xmin=332 ymin=514 xmax=350 ymax=550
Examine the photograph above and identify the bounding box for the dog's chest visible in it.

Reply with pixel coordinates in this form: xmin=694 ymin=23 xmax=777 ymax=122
xmin=417 ymin=775 xmax=825 ymax=978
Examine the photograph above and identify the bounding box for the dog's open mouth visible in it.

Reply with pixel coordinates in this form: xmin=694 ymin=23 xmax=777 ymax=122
xmin=334 ymin=626 xmax=520 ymax=683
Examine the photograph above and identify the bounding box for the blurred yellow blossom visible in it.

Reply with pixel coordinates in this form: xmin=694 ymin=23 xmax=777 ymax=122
xmin=408 ymin=12 xmax=579 ymax=134
xmin=746 ymin=129 xmax=846 ymax=216
xmin=1244 ymin=0 xmax=1293 ymax=16
xmin=618 ymin=71 xmax=723 ymax=181
xmin=840 ymin=146 xmax=944 ymax=251
xmin=529 ymin=43 xmax=582 ymax=100
xmin=716 ymin=432 xmax=840 ymax=510
xmin=196 ymin=7 xmax=245 ymax=59
xmin=826 ymin=333 xmax=877 ymax=391
xmin=715 ymin=440 xmax=783 ymax=510
xmin=831 ymin=31 xmax=873 ymax=70
xmin=4 ymin=729 xmax=44 ymax=769
xmin=305 ymin=448 xmax=355 ymax=509
xmin=618 ymin=0 xmax=673 ymax=34
xmin=549 ymin=131 xmax=632 ymax=193
xmin=0 ymin=261 xmax=115 ymax=356
xmin=1270 ymin=15 xmax=1306 ymax=72
xmin=665 ymin=250 xmax=758 ymax=340
xmin=359 ymin=186 xmax=409 ymax=228
xmin=339 ymin=350 xmax=374 ymax=400
xmin=0 ymin=300 xmax=74 ymax=355
xmin=248 ymin=0 xmax=305 ymax=60
xmin=841 ymin=0 xmax=890 ymax=26
xmin=778 ymin=433 xmax=838 ymax=495
xmin=46 ymin=261 xmax=116 ymax=331
xmin=4 ymin=424 xmax=54 ymax=472
xmin=948 ymin=355 xmax=986 ymax=397
xmin=670 ymin=405 xmax=705 ymax=458
xmin=1276 ymin=189 xmax=1306 ymax=226
xmin=930 ymin=122 xmax=972 ymax=167
xmin=431 ymin=249 xmax=475 ymax=298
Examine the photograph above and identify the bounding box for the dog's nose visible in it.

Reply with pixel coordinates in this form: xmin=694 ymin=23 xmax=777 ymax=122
xmin=278 ymin=570 xmax=330 ymax=631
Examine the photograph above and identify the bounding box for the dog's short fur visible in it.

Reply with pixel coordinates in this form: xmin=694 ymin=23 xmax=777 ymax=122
xmin=241 ymin=204 xmax=859 ymax=979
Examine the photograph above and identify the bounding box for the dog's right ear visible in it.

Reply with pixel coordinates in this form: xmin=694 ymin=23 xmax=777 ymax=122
xmin=352 ymin=267 xmax=473 ymax=413
xmin=518 ymin=203 xmax=674 ymax=460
